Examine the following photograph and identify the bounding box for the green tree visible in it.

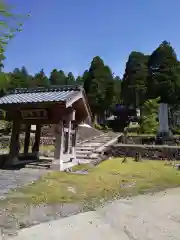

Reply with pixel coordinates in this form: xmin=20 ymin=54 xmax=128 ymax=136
xmin=49 ymin=69 xmax=59 ymax=85
xmin=112 ymin=76 xmax=122 ymax=106
xmin=0 ymin=73 xmax=10 ymax=94
xmin=0 ymin=0 xmax=29 ymax=93
xmin=31 ymin=69 xmax=50 ymax=88
xmin=9 ymin=66 xmax=30 ymax=89
xmin=0 ymin=1 xmax=29 ymax=70
xmin=49 ymin=69 xmax=67 ymax=85
xmin=103 ymin=66 xmax=115 ymax=112
xmin=140 ymin=98 xmax=160 ymax=134
xmin=84 ymin=57 xmax=104 ymax=95
xmin=66 ymin=72 xmax=75 ymax=85
xmin=122 ymin=51 xmax=149 ymax=108
xmin=84 ymin=56 xmax=115 ymax=123
xmin=80 ymin=70 xmax=88 ymax=88
xmin=148 ymin=41 xmax=179 ymax=103
xmin=76 ymin=76 xmax=83 ymax=85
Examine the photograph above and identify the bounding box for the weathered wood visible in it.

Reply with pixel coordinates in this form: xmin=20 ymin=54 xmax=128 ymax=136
xmin=24 ymin=124 xmax=31 ymax=154
xmin=32 ymin=124 xmax=41 ymax=153
xmin=53 ymin=121 xmax=64 ymax=168
xmin=64 ymin=110 xmax=75 ymax=154
xmin=71 ymin=127 xmax=77 ymax=159
xmin=21 ymin=109 xmax=48 ymax=120
xmin=8 ymin=120 xmax=21 ymax=165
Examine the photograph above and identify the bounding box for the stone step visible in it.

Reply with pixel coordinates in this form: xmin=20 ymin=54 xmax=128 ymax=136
xmin=25 ymin=162 xmax=51 ymax=169
xmin=76 ymin=150 xmax=92 ymax=155
xmin=76 ymin=145 xmax=93 ymax=148
xmin=77 ymin=158 xmax=99 ymax=164
xmin=76 ymin=155 xmax=98 ymax=159
xmin=94 ymin=137 xmax=112 ymax=140
xmin=80 ymin=143 xmax=101 ymax=147
xmin=76 ymin=146 xmax=94 ymax=150
xmin=91 ymin=140 xmax=108 ymax=143
xmin=94 ymin=139 xmax=112 ymax=142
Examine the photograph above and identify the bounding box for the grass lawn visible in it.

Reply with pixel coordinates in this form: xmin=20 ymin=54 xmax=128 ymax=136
xmin=3 ymin=158 xmax=180 ymax=209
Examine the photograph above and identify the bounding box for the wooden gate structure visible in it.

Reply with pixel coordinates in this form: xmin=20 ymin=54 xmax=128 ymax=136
xmin=0 ymin=85 xmax=91 ymax=170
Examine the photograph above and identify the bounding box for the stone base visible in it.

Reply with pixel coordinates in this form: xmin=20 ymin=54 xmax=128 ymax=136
xmin=3 ymin=156 xmax=20 ymax=168
xmin=157 ymin=131 xmax=171 ymax=138
xmin=50 ymin=163 xmax=62 ymax=171
xmin=51 ymin=158 xmax=78 ymax=171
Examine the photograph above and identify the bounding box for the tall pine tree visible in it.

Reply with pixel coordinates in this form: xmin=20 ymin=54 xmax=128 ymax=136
xmin=122 ymin=51 xmax=149 ymax=108
xmin=148 ymin=41 xmax=179 ymax=103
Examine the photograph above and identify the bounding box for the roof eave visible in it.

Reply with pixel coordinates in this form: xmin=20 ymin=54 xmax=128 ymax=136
xmin=81 ymin=90 xmax=92 ymax=123
xmin=65 ymin=92 xmax=82 ymax=108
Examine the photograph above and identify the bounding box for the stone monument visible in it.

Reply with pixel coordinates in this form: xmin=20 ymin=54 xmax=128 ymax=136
xmin=157 ymin=103 xmax=171 ymax=137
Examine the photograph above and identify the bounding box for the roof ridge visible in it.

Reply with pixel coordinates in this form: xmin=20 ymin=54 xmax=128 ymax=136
xmin=8 ymin=85 xmax=83 ymax=94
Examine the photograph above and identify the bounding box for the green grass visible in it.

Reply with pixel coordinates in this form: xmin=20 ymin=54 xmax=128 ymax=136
xmin=71 ymin=163 xmax=93 ymax=171
xmin=3 ymin=158 xmax=180 ymax=208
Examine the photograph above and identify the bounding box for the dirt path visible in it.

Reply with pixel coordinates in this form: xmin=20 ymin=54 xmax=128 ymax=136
xmin=9 ymin=188 xmax=180 ymax=240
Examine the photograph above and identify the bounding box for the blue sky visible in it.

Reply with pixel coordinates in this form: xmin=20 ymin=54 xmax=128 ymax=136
xmin=3 ymin=0 xmax=180 ymax=78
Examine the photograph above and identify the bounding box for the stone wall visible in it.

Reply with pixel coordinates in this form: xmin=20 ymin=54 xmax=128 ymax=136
xmin=119 ymin=135 xmax=180 ymax=146
xmin=0 ymin=136 xmax=55 ymax=149
xmin=104 ymin=144 xmax=180 ymax=160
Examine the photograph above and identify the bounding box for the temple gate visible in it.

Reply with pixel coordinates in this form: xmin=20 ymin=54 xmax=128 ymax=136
xmin=0 ymin=85 xmax=91 ymax=170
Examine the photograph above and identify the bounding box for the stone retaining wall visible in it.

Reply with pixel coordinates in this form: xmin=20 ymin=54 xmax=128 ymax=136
xmin=104 ymin=144 xmax=180 ymax=160
xmin=120 ymin=135 xmax=180 ymax=145
xmin=0 ymin=136 xmax=55 ymax=149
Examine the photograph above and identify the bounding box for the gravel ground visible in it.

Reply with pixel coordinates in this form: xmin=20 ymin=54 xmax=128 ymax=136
xmin=0 ymin=168 xmax=50 ymax=238
xmin=0 ymin=168 xmax=86 ymax=238
xmin=8 ymin=188 xmax=180 ymax=240
xmin=0 ymin=168 xmax=47 ymax=199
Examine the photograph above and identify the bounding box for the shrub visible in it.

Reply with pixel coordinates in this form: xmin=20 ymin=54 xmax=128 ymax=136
xmin=93 ymin=123 xmax=103 ymax=130
xmin=140 ymin=98 xmax=159 ymax=134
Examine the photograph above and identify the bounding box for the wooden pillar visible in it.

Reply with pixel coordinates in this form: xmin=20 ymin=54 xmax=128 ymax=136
xmin=64 ymin=110 xmax=75 ymax=154
xmin=9 ymin=119 xmax=21 ymax=165
xmin=71 ymin=125 xmax=77 ymax=160
xmin=24 ymin=124 xmax=31 ymax=154
xmin=32 ymin=124 xmax=41 ymax=155
xmin=54 ymin=121 xmax=64 ymax=169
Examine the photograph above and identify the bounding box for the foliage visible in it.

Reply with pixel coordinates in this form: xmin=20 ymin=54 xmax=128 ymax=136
xmin=140 ymin=98 xmax=160 ymax=134
xmin=0 ymin=0 xmax=30 ymax=93
xmin=93 ymin=122 xmax=103 ymax=130
xmin=31 ymin=69 xmax=50 ymax=88
xmin=171 ymin=127 xmax=180 ymax=135
xmin=66 ymin=72 xmax=76 ymax=85
xmin=83 ymin=56 xmax=117 ymax=122
xmin=0 ymin=1 xmax=29 ymax=66
xmin=122 ymin=51 xmax=149 ymax=107
xmin=147 ymin=41 xmax=179 ymax=103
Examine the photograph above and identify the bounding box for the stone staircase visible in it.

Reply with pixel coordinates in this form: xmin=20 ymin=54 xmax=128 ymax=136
xmin=75 ymin=134 xmax=118 ymax=164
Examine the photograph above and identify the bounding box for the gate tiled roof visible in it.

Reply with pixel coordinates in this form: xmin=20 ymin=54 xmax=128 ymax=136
xmin=0 ymin=85 xmax=82 ymax=105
